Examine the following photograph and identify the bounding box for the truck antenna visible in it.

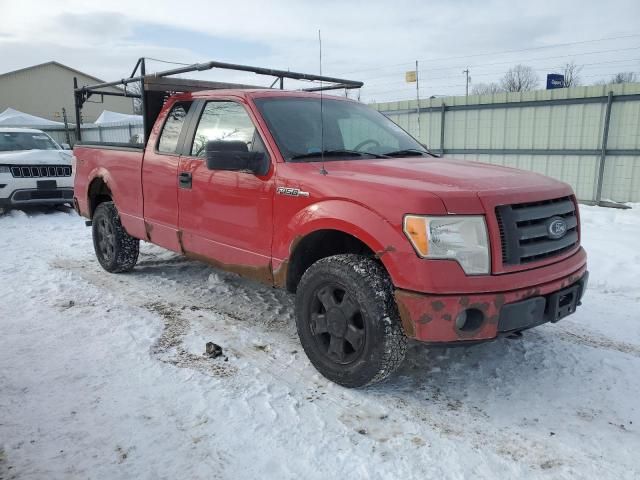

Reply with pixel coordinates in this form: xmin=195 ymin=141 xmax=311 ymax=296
xmin=319 ymin=29 xmax=328 ymax=176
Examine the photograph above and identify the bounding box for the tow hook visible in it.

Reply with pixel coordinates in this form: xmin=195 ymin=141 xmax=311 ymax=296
xmin=506 ymin=331 xmax=523 ymax=340
xmin=85 ymin=220 xmax=92 ymax=227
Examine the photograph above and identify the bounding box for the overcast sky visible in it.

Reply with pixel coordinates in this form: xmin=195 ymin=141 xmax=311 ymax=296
xmin=1 ymin=0 xmax=639 ymax=102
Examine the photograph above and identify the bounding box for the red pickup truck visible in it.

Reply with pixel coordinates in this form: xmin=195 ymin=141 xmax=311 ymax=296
xmin=73 ymin=60 xmax=588 ymax=387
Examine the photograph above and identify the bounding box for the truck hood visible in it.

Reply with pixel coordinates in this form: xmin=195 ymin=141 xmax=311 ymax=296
xmin=0 ymin=149 xmax=73 ymax=165
xmin=317 ymin=156 xmax=572 ymax=212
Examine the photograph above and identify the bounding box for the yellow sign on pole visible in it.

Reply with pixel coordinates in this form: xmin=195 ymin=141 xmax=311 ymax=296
xmin=405 ymin=70 xmax=417 ymax=83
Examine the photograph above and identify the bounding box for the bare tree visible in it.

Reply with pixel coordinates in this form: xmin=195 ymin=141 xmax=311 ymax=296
xmin=500 ymin=65 xmax=539 ymax=92
xmin=471 ymin=82 xmax=503 ymax=95
xmin=593 ymin=72 xmax=639 ymax=86
xmin=561 ymin=61 xmax=583 ymax=87
xmin=610 ymin=72 xmax=638 ymax=84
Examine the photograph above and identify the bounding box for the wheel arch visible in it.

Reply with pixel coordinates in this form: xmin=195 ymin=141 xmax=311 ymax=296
xmin=282 ymin=229 xmax=377 ymax=293
xmin=274 ymin=200 xmax=406 ymax=293
xmin=87 ymin=175 xmax=113 ymax=218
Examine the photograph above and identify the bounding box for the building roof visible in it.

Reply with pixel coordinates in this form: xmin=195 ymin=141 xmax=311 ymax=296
xmin=0 ymin=61 xmax=110 ymax=85
xmin=0 ymin=127 xmax=47 ymax=134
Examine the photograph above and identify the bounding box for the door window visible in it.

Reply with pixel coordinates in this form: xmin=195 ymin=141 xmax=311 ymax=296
xmin=157 ymin=102 xmax=192 ymax=154
xmin=190 ymin=102 xmax=261 ymax=157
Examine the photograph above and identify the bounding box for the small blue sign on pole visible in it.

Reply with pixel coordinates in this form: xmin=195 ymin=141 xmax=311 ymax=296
xmin=547 ymin=74 xmax=565 ymax=89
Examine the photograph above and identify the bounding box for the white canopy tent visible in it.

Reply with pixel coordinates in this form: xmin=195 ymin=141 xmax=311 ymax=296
xmin=0 ymin=108 xmax=64 ymax=126
xmin=94 ymin=110 xmax=143 ymax=125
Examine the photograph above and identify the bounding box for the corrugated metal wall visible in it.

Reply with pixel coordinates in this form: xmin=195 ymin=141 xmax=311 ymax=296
xmin=371 ymin=83 xmax=640 ymax=203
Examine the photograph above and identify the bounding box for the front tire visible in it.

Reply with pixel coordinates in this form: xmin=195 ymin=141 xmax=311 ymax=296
xmin=92 ymin=201 xmax=139 ymax=273
xmin=295 ymin=254 xmax=407 ymax=388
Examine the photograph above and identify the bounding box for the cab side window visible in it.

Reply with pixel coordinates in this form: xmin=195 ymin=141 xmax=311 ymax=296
xmin=157 ymin=102 xmax=192 ymax=154
xmin=190 ymin=101 xmax=263 ymax=157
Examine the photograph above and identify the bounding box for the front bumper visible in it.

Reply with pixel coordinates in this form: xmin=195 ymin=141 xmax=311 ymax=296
xmin=394 ymin=266 xmax=588 ymax=343
xmin=0 ymin=187 xmax=74 ymax=207
xmin=0 ymin=173 xmax=74 ymax=207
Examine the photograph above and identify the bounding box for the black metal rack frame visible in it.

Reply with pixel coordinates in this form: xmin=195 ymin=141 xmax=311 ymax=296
xmin=73 ymin=57 xmax=363 ymax=145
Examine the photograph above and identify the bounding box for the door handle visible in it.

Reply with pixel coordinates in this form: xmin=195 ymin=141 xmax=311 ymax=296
xmin=178 ymin=171 xmax=192 ymax=189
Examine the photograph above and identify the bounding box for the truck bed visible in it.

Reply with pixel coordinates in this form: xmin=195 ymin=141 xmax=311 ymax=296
xmin=74 ymin=143 xmax=146 ymax=240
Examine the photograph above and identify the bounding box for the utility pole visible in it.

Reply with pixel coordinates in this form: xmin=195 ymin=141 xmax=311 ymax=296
xmin=61 ymin=107 xmax=71 ymax=145
xmin=463 ymin=68 xmax=470 ymax=96
xmin=415 ymin=60 xmax=421 ymax=139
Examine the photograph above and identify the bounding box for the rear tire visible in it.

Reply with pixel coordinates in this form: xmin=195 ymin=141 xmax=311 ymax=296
xmin=295 ymin=254 xmax=407 ymax=388
xmin=92 ymin=201 xmax=139 ymax=273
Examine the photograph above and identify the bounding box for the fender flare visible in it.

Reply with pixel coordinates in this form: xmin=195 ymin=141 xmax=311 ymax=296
xmin=86 ymin=167 xmax=116 ymax=215
xmin=273 ymin=199 xmax=409 ymax=286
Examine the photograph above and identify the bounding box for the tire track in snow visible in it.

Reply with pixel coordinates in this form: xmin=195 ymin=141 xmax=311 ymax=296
xmin=51 ymin=255 xmax=640 ymax=476
xmin=555 ymin=328 xmax=640 ymax=358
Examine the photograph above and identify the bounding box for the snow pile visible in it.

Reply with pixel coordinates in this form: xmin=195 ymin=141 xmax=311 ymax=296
xmin=0 ymin=205 xmax=638 ymax=479
xmin=0 ymin=108 xmax=64 ymax=126
xmin=94 ymin=111 xmax=143 ymax=125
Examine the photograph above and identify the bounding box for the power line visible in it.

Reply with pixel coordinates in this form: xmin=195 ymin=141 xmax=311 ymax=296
xmin=363 ymin=57 xmax=640 ymax=88
xmin=362 ymin=64 xmax=640 ymax=98
xmin=331 ymin=32 xmax=640 ymax=76
xmin=144 ymin=57 xmax=192 ymax=66
xmin=355 ymin=45 xmax=640 ymax=84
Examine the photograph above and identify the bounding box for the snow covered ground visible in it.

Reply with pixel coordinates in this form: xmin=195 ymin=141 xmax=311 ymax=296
xmin=1 ymin=204 xmax=639 ymax=480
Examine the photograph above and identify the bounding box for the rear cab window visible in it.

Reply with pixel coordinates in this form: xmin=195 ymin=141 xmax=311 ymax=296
xmin=157 ymin=101 xmax=193 ymax=154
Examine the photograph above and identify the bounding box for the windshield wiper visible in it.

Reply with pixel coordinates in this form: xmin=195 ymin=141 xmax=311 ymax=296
xmin=383 ymin=148 xmax=434 ymax=157
xmin=290 ymin=149 xmax=389 ymax=161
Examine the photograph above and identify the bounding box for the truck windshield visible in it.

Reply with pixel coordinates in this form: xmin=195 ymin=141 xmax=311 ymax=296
xmin=253 ymin=97 xmax=428 ymax=162
xmin=0 ymin=132 xmax=59 ymax=152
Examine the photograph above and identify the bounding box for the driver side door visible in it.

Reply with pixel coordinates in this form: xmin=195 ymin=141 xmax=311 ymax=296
xmin=177 ymin=100 xmax=275 ymax=282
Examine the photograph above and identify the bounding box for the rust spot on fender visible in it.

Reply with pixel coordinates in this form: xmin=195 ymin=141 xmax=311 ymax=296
xmin=183 ymin=251 xmax=274 ymax=286
xmin=289 ymin=234 xmax=303 ymax=254
xmin=394 ymin=291 xmax=416 ymax=338
xmin=271 ymin=235 xmax=303 ymax=289
xmin=144 ymin=221 xmax=153 ymax=241
xmin=272 ymin=259 xmax=289 ymax=289
xmin=519 ymin=288 xmax=540 ymax=301
xmin=376 ymin=245 xmax=397 ymax=258
xmin=176 ymin=230 xmax=185 ymax=255
xmin=442 ymin=313 xmax=452 ymax=322
xmin=561 ymin=273 xmax=582 ymax=289
xmin=431 ymin=300 xmax=445 ymax=312
xmin=418 ymin=314 xmax=432 ymax=325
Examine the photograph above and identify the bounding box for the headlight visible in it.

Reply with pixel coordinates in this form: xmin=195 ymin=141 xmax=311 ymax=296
xmin=403 ymin=215 xmax=490 ymax=274
xmin=0 ymin=166 xmax=10 ymax=174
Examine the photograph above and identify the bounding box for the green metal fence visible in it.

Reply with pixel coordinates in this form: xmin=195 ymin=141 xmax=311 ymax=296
xmin=372 ymin=83 xmax=640 ymax=203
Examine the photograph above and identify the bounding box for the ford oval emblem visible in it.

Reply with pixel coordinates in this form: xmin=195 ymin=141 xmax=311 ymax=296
xmin=547 ymin=217 xmax=568 ymax=239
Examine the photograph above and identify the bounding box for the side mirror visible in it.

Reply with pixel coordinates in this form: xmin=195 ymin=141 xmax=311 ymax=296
xmin=205 ymin=140 xmax=269 ymax=176
xmin=61 ymin=143 xmax=71 ymax=150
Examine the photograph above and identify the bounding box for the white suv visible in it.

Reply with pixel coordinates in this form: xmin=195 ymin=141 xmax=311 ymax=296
xmin=0 ymin=128 xmax=74 ymax=213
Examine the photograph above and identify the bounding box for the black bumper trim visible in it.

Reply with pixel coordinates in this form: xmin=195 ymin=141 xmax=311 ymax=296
xmin=498 ymin=271 xmax=589 ymax=333
xmin=0 ymin=188 xmax=74 ymax=207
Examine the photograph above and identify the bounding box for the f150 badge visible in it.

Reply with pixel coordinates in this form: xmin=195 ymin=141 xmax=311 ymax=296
xmin=277 ymin=187 xmax=310 ymax=197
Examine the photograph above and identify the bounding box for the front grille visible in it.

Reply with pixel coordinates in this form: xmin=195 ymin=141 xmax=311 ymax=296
xmin=9 ymin=165 xmax=72 ymax=178
xmin=496 ymin=196 xmax=579 ymax=266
